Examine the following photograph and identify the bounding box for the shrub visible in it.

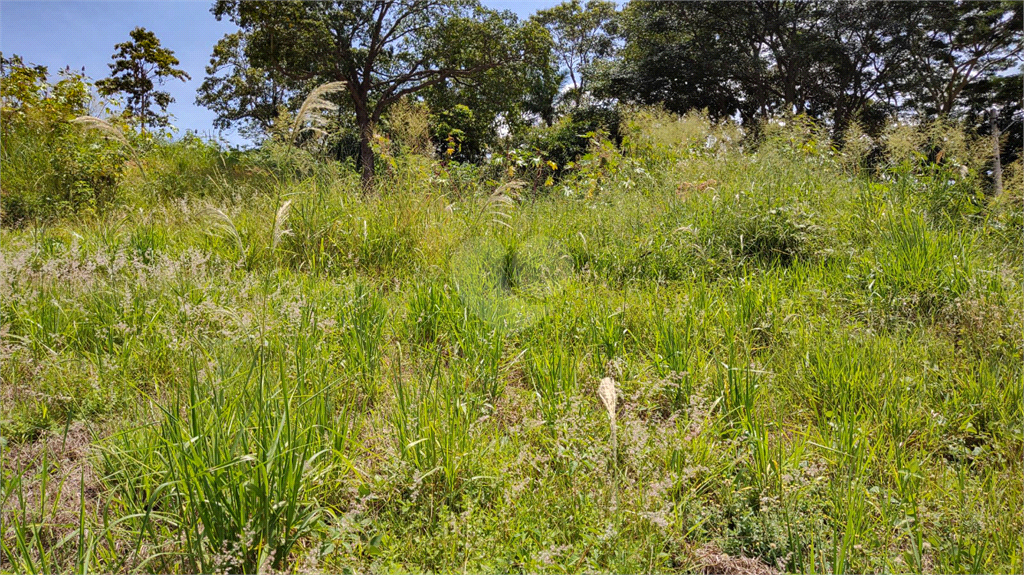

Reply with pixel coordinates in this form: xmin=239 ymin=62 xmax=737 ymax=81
xmin=506 ymin=106 xmax=622 ymax=183
xmin=1 ymin=55 xmax=130 ymax=224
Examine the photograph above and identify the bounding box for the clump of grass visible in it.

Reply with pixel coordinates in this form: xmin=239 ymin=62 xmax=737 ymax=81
xmin=390 ymin=353 xmax=477 ymax=501
xmin=528 ymin=346 xmax=578 ymax=426
xmin=99 ymin=346 xmax=338 ymax=574
xmin=335 ymin=283 xmax=387 ymax=402
xmin=653 ymin=312 xmax=696 ymax=412
xmin=406 ymin=282 xmax=458 ymax=346
xmin=591 ymin=306 xmax=628 ymax=365
xmin=714 ymin=344 xmax=761 ymax=428
xmin=868 ymin=208 xmax=976 ymax=320
xmin=457 ymin=323 xmax=508 ymax=403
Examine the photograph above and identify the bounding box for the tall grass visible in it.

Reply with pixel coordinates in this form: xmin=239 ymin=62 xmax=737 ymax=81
xmin=527 ymin=346 xmax=579 ymax=426
xmin=2 ymin=109 xmax=1021 ymax=573
xmin=98 ymin=343 xmax=342 ymax=573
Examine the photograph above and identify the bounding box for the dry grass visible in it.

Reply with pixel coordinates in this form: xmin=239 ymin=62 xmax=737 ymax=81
xmin=0 ymin=422 xmax=101 ymax=572
xmin=696 ymin=544 xmax=780 ymax=575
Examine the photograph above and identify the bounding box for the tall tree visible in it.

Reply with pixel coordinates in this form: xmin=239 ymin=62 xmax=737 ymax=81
xmin=600 ymin=0 xmax=1021 ymax=138
xmin=811 ymin=1 xmax=921 ymax=136
xmin=200 ymin=0 xmax=550 ymax=184
xmin=903 ymin=1 xmax=1022 ymax=118
xmin=96 ymin=27 xmax=190 ymax=130
xmin=196 ymin=32 xmax=293 ymax=140
xmin=598 ymin=1 xmax=812 ymax=123
xmin=959 ymin=69 xmax=1023 ymax=192
xmin=532 ymin=0 xmax=617 ymax=108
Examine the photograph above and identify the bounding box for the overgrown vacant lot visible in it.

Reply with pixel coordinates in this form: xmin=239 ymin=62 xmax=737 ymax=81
xmin=2 ymin=116 xmax=1022 ymax=573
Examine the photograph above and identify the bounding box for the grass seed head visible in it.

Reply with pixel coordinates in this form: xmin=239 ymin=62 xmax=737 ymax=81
xmin=70 ymin=115 xmax=130 ymax=146
xmin=598 ymin=376 xmax=617 ymax=425
xmin=272 ymin=200 xmax=293 ymax=250
xmin=291 ymin=81 xmax=347 ymax=144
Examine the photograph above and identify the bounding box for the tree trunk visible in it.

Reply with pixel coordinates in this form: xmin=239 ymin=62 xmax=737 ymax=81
xmin=991 ymin=106 xmax=1002 ymax=199
xmin=359 ymin=130 xmax=374 ymax=187
xmin=356 ymin=106 xmax=374 ymax=188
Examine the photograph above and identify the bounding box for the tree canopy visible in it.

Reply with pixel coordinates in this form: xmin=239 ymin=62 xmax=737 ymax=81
xmin=190 ymin=0 xmax=1022 ymax=186
xmin=198 ymin=0 xmax=551 ymax=182
xmin=599 ymin=0 xmax=1022 ymax=137
xmin=532 ymin=0 xmax=617 ymax=109
xmin=96 ymin=27 xmax=190 ymax=130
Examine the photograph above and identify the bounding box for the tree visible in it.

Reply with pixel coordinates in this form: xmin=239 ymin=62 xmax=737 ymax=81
xmin=807 ymin=1 xmax=920 ymax=137
xmin=903 ymin=1 xmax=1022 ymax=118
xmin=595 ymin=2 xmax=746 ymax=121
xmin=600 ymin=1 xmax=1015 ymax=136
xmin=959 ymin=69 xmax=1023 ymax=194
xmin=532 ymin=0 xmax=617 ymax=108
xmin=421 ymin=44 xmax=560 ymax=160
xmin=900 ymin=1 xmax=1022 ymax=192
xmin=519 ymin=63 xmax=564 ymax=127
xmin=200 ymin=0 xmax=551 ymax=184
xmin=195 ymin=32 xmax=294 ymax=140
xmin=96 ymin=27 xmax=190 ymax=130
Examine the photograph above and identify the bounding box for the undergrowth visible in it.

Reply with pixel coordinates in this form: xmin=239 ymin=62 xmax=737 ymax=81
xmin=1 ymin=110 xmax=1022 ymax=574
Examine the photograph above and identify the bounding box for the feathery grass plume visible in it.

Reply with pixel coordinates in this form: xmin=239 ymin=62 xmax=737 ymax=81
xmin=70 ymin=115 xmax=129 ymax=145
xmin=290 ymin=81 xmax=347 ymax=144
xmin=488 ymin=180 xmax=524 ymax=228
xmin=598 ymin=376 xmax=617 ymax=444
xmin=597 ymin=375 xmax=619 ymax=514
xmin=493 ymin=179 xmax=526 ymax=199
xmin=271 ymin=199 xmax=292 ymax=250
xmin=207 ymin=206 xmax=246 ymax=265
xmin=71 ymin=115 xmax=146 ymax=177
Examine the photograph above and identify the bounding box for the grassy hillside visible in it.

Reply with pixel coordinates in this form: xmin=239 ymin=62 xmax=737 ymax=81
xmin=2 ymin=113 xmax=1022 ymax=573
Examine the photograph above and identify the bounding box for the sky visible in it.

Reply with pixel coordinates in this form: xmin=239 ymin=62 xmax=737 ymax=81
xmin=0 ymin=0 xmax=559 ymax=146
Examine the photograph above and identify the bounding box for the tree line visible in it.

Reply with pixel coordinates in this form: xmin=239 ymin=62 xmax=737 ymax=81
xmin=12 ymin=0 xmax=1024 ymax=186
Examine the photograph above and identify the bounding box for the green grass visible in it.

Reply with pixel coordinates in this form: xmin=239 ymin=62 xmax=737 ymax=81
xmin=1 ymin=116 xmax=1022 ymax=573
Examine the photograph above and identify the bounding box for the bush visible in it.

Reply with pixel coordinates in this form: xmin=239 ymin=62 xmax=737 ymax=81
xmin=511 ymin=106 xmax=622 ymax=176
xmin=0 ymin=55 xmax=130 ymax=225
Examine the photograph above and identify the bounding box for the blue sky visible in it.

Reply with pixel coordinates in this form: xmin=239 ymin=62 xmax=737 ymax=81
xmin=0 ymin=0 xmax=559 ymax=145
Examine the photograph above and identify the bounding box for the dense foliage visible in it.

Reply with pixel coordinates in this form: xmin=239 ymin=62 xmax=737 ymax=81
xmin=598 ymin=1 xmax=1021 ymax=139
xmin=0 ymin=56 xmax=130 ymax=224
